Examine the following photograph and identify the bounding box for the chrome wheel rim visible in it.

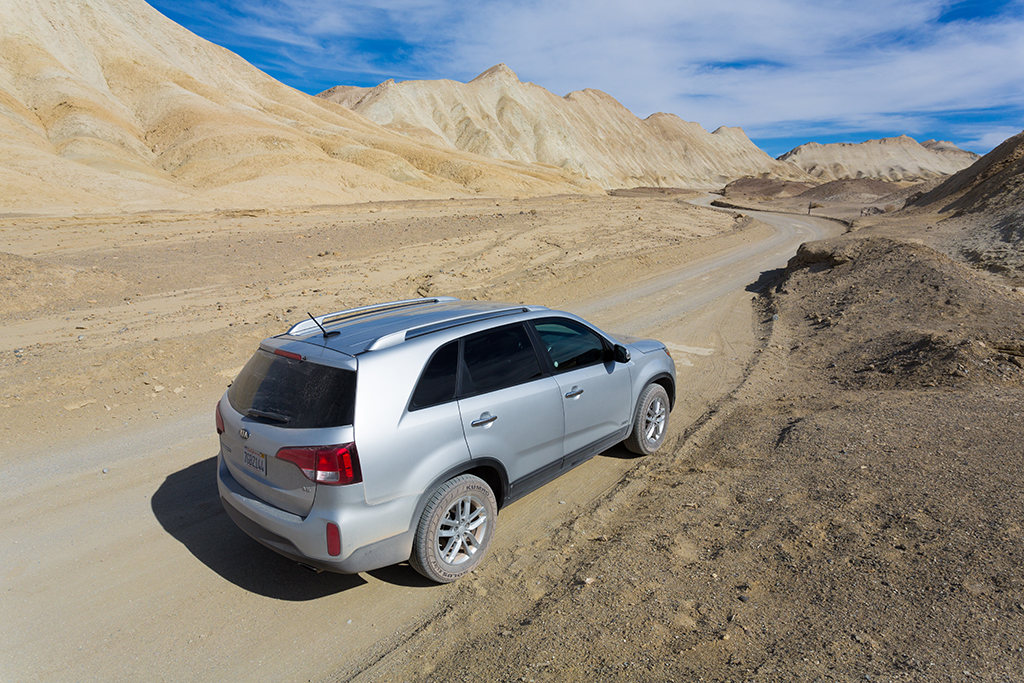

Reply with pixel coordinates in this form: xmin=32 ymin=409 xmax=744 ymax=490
xmin=644 ymin=396 xmax=666 ymax=444
xmin=436 ymin=494 xmax=488 ymax=565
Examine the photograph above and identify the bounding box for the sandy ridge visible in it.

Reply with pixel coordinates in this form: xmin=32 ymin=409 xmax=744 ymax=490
xmin=0 ymin=0 xmax=599 ymax=215
xmin=778 ymin=135 xmax=979 ymax=182
xmin=320 ymin=64 xmax=810 ymax=190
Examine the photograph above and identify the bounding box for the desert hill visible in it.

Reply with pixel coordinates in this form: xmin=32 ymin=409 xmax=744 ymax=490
xmin=0 ymin=0 xmax=597 ymax=214
xmin=318 ymin=64 xmax=810 ymax=189
xmin=910 ymin=130 xmax=1024 ymax=221
xmin=715 ymin=176 xmax=913 ymax=222
xmin=902 ymin=129 xmax=1024 ymax=281
xmin=778 ymin=135 xmax=978 ymax=182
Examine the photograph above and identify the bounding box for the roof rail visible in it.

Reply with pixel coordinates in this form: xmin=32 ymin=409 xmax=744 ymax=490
xmin=365 ymin=307 xmax=529 ymax=351
xmin=286 ymin=297 xmax=459 ymax=337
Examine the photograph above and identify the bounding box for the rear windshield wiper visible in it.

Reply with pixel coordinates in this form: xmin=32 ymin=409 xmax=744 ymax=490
xmin=246 ymin=408 xmax=291 ymax=423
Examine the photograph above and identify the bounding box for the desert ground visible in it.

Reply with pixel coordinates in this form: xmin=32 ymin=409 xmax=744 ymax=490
xmin=341 ymin=189 xmax=1024 ymax=683
xmin=4 ymin=1 xmax=1021 ymax=680
xmin=0 ymin=191 xmax=818 ymax=681
xmin=3 ymin=180 xmax=1024 ymax=682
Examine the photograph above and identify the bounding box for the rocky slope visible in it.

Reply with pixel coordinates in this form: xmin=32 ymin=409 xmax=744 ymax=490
xmin=910 ymin=130 xmax=1024 ymax=220
xmin=319 ymin=64 xmax=810 ymax=190
xmin=778 ymin=135 xmax=978 ymax=182
xmin=905 ymin=129 xmax=1024 ymax=281
xmin=0 ymin=0 xmax=596 ymax=214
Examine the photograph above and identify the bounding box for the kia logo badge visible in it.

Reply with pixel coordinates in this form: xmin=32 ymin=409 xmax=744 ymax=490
xmin=239 ymin=428 xmax=250 ymax=440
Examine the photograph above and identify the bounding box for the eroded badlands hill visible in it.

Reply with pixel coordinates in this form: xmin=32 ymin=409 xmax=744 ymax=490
xmin=319 ymin=64 xmax=809 ymax=189
xmin=911 ymin=130 xmax=1024 ymax=220
xmin=906 ymin=129 xmax=1024 ymax=281
xmin=0 ymin=0 xmax=596 ymax=214
xmin=778 ymin=135 xmax=978 ymax=182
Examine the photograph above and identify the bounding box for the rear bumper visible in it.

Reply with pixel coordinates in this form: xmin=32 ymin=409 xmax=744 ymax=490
xmin=216 ymin=453 xmax=415 ymax=574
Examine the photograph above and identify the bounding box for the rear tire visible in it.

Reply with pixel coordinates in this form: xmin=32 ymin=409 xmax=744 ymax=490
xmin=410 ymin=474 xmax=497 ymax=583
xmin=625 ymin=384 xmax=670 ymax=455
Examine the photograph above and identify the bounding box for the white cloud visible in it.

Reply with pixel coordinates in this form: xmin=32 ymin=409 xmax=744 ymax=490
xmin=149 ymin=0 xmax=1024 ymax=152
xmin=961 ymin=127 xmax=1024 ymax=150
xmin=442 ymin=1 xmax=1024 ymax=124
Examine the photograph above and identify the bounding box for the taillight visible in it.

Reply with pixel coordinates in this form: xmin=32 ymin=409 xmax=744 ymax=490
xmin=275 ymin=443 xmax=362 ymax=486
xmin=215 ymin=400 xmax=225 ymax=435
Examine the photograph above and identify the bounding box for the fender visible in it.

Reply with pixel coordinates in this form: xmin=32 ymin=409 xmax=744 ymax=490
xmin=622 ymin=370 xmax=676 ymax=443
xmin=410 ymin=457 xmax=511 ymax=522
xmin=646 ymin=371 xmax=676 ymax=408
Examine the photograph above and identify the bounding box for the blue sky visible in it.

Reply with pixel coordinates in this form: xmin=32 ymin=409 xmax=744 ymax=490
xmin=146 ymin=0 xmax=1024 ymax=157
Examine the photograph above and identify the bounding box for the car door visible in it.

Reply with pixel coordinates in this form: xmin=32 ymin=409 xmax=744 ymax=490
xmin=531 ymin=318 xmax=631 ymax=460
xmin=457 ymin=323 xmax=565 ymax=486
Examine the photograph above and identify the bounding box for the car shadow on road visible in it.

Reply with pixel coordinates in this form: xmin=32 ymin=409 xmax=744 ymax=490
xmin=599 ymin=443 xmax=642 ymax=460
xmin=366 ymin=564 xmax=438 ymax=588
xmin=152 ymin=456 xmax=371 ymax=599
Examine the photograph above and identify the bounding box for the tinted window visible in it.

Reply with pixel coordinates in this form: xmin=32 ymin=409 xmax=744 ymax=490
xmin=462 ymin=324 xmax=543 ymax=395
xmin=228 ymin=350 xmax=356 ymax=428
xmin=534 ymin=320 xmax=606 ymax=372
xmin=410 ymin=341 xmax=459 ymax=410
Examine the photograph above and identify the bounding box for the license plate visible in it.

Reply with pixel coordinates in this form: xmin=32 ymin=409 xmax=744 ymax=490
xmin=243 ymin=446 xmax=268 ymax=477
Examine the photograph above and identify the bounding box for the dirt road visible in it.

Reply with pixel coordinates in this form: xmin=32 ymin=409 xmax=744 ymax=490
xmin=0 ymin=197 xmax=840 ymax=682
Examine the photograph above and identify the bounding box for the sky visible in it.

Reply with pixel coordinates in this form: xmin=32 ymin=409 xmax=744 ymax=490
xmin=146 ymin=0 xmax=1024 ymax=157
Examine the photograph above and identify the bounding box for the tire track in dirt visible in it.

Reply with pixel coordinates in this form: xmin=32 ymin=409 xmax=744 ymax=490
xmin=0 ymin=199 xmax=840 ymax=683
xmin=338 ymin=209 xmax=843 ymax=681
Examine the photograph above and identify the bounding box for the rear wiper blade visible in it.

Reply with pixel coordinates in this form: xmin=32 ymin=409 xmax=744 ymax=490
xmin=246 ymin=409 xmax=291 ymax=423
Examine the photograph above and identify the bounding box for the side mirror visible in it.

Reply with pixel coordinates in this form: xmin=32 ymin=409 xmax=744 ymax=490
xmin=613 ymin=344 xmax=631 ymax=364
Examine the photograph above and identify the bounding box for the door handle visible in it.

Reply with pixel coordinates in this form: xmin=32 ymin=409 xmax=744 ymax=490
xmin=564 ymin=387 xmax=584 ymax=399
xmin=471 ymin=413 xmax=498 ymax=428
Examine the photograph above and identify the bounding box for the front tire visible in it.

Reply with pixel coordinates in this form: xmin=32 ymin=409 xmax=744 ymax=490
xmin=625 ymin=383 xmax=670 ymax=455
xmin=410 ymin=474 xmax=497 ymax=583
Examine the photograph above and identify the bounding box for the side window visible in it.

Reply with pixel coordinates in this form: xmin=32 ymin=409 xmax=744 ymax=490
xmin=533 ymin=319 xmax=606 ymax=373
xmin=410 ymin=341 xmax=459 ymax=410
xmin=461 ymin=324 xmax=543 ymax=395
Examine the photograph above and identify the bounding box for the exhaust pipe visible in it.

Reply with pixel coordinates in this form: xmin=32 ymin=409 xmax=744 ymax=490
xmin=296 ymin=562 xmax=322 ymax=573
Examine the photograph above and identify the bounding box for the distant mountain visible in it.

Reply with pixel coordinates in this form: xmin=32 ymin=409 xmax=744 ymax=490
xmin=777 ymin=136 xmax=979 ymax=182
xmin=0 ymin=0 xmax=594 ymax=214
xmin=319 ymin=64 xmax=809 ymax=190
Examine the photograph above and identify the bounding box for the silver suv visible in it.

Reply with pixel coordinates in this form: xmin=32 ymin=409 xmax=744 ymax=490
xmin=216 ymin=297 xmax=675 ymax=582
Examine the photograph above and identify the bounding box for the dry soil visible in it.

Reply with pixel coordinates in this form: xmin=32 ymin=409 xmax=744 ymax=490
xmin=3 ymin=190 xmax=1023 ymax=683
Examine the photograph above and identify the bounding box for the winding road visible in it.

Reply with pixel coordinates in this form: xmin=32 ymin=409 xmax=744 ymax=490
xmin=0 ymin=206 xmax=841 ymax=682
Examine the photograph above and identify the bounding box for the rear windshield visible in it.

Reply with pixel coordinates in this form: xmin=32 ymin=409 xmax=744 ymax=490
xmin=227 ymin=350 xmax=356 ymax=429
